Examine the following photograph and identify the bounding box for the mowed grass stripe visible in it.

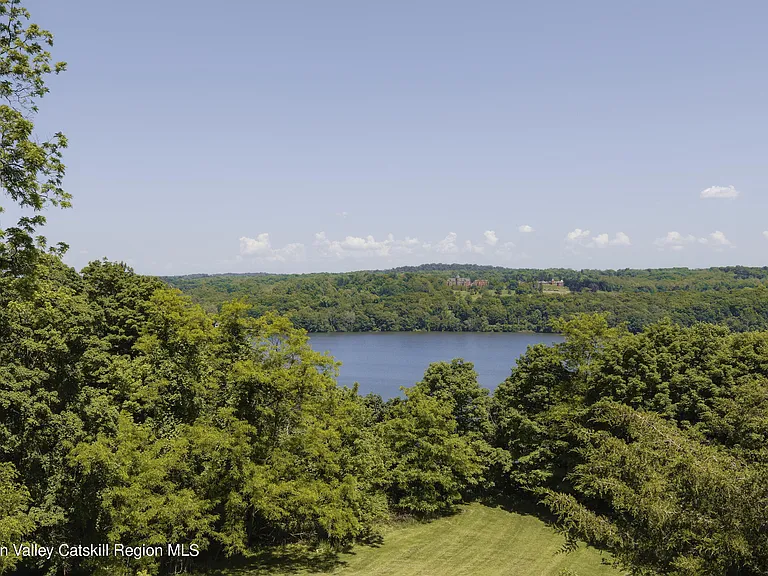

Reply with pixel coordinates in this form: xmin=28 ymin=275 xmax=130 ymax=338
xmin=202 ymin=504 xmax=623 ymax=576
xmin=330 ymin=504 xmax=621 ymax=576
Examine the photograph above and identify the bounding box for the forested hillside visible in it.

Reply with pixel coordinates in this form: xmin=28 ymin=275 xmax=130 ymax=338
xmin=164 ymin=265 xmax=768 ymax=333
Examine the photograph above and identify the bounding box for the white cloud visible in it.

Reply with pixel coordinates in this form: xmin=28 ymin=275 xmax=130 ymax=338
xmin=389 ymin=236 xmax=423 ymax=256
xmin=313 ymin=232 xmax=429 ymax=259
xmin=464 ymin=240 xmax=485 ymax=254
xmin=335 ymin=211 xmax=349 ymax=218
xmin=614 ymin=232 xmax=631 ymax=246
xmin=239 ymin=233 xmax=305 ymax=262
xmin=315 ymin=232 xmax=393 ymax=258
xmin=239 ymin=233 xmax=271 ymax=257
xmin=564 ymin=228 xmax=593 ymax=253
xmin=519 ymin=224 xmax=534 ymax=233
xmin=700 ymin=185 xmax=740 ymax=199
xmin=483 ymin=230 xmax=498 ymax=246
xmin=341 ymin=234 xmax=393 ymax=252
xmin=435 ymin=232 xmax=459 ymax=254
xmin=654 ymin=230 xmax=733 ymax=251
xmin=700 ymin=230 xmax=733 ymax=248
xmin=567 ymin=228 xmax=591 ymax=242
xmin=763 ymin=231 xmax=768 ymax=240
xmin=280 ymin=244 xmax=305 ymax=260
xmin=654 ymin=231 xmax=697 ymax=251
xmin=568 ymin=229 xmax=630 ymax=250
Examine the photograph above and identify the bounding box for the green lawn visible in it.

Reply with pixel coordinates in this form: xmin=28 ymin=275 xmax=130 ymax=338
xmin=202 ymin=504 xmax=623 ymax=576
xmin=541 ymin=286 xmax=571 ymax=295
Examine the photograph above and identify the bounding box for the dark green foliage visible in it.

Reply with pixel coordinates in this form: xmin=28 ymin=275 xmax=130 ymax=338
xmin=4 ymin=257 xmax=768 ymax=575
xmin=417 ymin=359 xmax=492 ymax=437
xmin=164 ymin=265 xmax=768 ymax=335
xmin=544 ymin=402 xmax=768 ymax=575
xmin=492 ymin=343 xmax=574 ymax=491
xmin=5 ymin=250 xmax=766 ymax=575
xmin=492 ymin=315 xmax=768 ymax=575
xmin=378 ymin=387 xmax=485 ymax=516
xmin=0 ymin=257 xmax=398 ymax=575
xmin=0 ymin=463 xmax=34 ymax=574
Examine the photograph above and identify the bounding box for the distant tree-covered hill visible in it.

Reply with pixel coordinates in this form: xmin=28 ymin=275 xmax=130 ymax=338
xmin=163 ymin=264 xmax=768 ymax=333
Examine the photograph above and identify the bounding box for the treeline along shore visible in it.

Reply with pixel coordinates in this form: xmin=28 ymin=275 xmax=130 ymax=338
xmin=164 ymin=264 xmax=768 ymax=333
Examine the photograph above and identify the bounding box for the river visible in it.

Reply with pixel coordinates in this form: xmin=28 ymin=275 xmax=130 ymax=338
xmin=309 ymin=332 xmax=564 ymax=398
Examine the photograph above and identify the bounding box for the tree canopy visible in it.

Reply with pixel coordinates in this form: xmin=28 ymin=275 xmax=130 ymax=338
xmin=0 ymin=0 xmax=69 ymax=277
xmin=165 ymin=265 xmax=768 ymax=335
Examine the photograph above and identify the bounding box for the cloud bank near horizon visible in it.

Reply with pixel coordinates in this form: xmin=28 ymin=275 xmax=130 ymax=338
xmin=234 ymin=225 xmax=759 ymax=268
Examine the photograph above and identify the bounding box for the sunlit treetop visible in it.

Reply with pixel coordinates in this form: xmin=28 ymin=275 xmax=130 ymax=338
xmin=0 ymin=0 xmax=69 ymax=276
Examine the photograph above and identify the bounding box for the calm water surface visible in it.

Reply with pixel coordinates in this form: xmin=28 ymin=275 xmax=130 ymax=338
xmin=309 ymin=332 xmax=564 ymax=398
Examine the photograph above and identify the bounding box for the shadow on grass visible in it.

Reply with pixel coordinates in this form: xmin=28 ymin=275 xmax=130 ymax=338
xmin=479 ymin=495 xmax=622 ymax=572
xmin=355 ymin=531 xmax=384 ymax=549
xmin=200 ymin=502 xmax=561 ymax=575
xmin=200 ymin=544 xmax=349 ymax=575
xmin=196 ymin=524 xmax=402 ymax=575
xmin=479 ymin=492 xmax=560 ymax=525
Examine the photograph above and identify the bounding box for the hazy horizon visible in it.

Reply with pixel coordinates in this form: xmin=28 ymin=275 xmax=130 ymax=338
xmin=159 ymin=260 xmax=767 ymax=278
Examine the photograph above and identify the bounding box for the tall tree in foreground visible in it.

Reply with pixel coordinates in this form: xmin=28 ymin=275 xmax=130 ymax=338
xmin=377 ymin=360 xmax=495 ymax=516
xmin=494 ymin=315 xmax=768 ymax=575
xmin=379 ymin=387 xmax=485 ymax=516
xmin=544 ymin=401 xmax=768 ymax=575
xmin=0 ymin=0 xmax=68 ymax=277
xmin=417 ymin=358 xmax=492 ymax=437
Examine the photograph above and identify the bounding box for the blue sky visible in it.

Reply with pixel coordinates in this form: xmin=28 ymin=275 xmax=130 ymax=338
xmin=13 ymin=0 xmax=768 ymax=274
